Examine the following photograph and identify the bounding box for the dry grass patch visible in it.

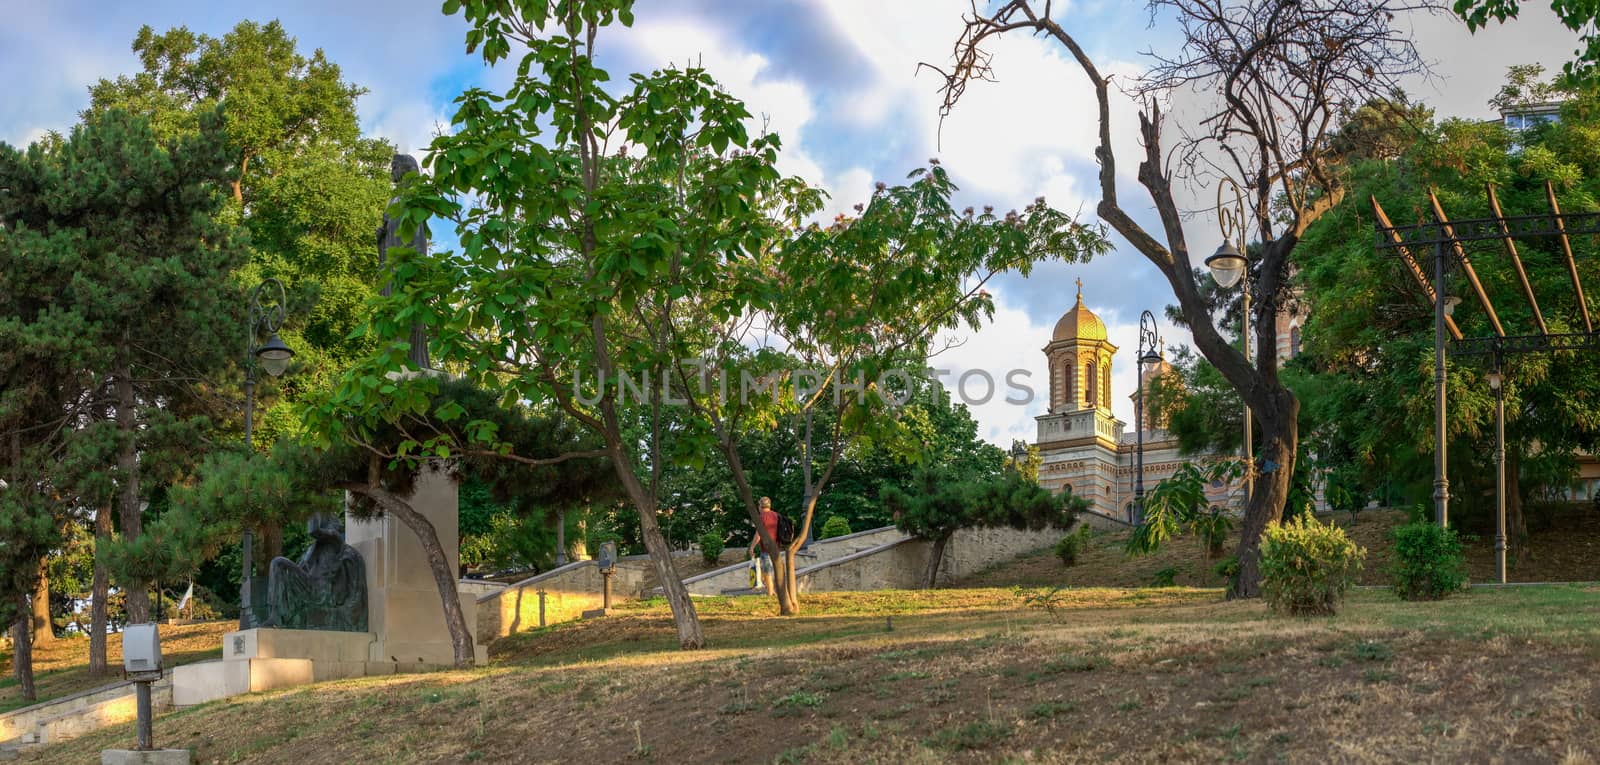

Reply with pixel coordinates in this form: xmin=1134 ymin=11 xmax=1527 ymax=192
xmin=18 ymin=586 xmax=1600 ymax=764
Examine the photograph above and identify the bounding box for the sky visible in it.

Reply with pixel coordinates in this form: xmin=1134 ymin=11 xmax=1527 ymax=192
xmin=1 ymin=0 xmax=1584 ymax=447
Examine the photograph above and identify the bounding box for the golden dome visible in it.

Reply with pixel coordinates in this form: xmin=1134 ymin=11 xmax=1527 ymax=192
xmin=1052 ymin=282 xmax=1107 ymax=343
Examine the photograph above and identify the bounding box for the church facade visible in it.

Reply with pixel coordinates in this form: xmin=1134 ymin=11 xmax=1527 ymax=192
xmin=1030 ymin=286 xmax=1295 ymax=523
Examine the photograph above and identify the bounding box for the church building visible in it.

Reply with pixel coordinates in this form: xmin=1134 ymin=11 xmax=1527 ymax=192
xmin=1031 ymin=284 xmax=1244 ymax=523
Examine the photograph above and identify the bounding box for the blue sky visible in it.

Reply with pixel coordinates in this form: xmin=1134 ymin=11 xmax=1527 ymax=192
xmin=2 ymin=1 xmax=1582 ymax=445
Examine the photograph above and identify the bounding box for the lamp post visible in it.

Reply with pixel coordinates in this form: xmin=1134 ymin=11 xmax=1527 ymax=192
xmin=1134 ymin=310 xmax=1162 ymax=524
xmin=1207 ymin=178 xmax=1252 ymax=504
xmin=240 ymin=278 xmax=294 ymax=629
xmin=1488 ymin=357 xmax=1506 ymax=583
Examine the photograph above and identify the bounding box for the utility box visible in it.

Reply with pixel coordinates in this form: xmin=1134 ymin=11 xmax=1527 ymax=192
xmin=597 ymin=541 xmax=617 ymax=572
xmin=122 ymin=623 xmax=163 ymax=674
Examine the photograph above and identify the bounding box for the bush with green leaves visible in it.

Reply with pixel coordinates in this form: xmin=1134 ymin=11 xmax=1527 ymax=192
xmin=1126 ymin=460 xmax=1243 ymax=558
xmin=1259 ymin=515 xmax=1365 ymax=616
xmin=1055 ymin=525 xmax=1092 ymax=566
xmin=699 ymin=530 xmax=726 ymax=566
xmin=818 ymin=515 xmax=852 ymax=539
xmin=1389 ymin=518 xmax=1467 ymax=600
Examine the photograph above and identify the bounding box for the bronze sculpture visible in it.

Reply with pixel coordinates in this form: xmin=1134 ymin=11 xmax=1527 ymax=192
xmin=261 ymin=514 xmax=368 ymax=632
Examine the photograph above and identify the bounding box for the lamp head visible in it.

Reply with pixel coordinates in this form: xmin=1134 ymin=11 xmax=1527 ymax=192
xmin=1487 ymin=370 xmax=1503 ymax=390
xmin=256 ymin=333 xmax=294 ymax=377
xmin=1443 ymin=296 xmax=1462 ymax=317
xmin=1205 ymin=242 xmax=1246 ymax=289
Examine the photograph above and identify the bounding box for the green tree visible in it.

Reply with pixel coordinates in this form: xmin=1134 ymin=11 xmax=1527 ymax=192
xmin=0 ymin=108 xmax=248 ymax=633
xmin=1294 ymin=68 xmax=1600 ymax=560
xmin=88 ymin=20 xmax=366 ymax=205
xmin=319 ymin=0 xmax=825 ymax=649
xmin=83 ymin=21 xmax=393 ymax=666
xmin=885 ymin=466 xmax=1083 ymax=588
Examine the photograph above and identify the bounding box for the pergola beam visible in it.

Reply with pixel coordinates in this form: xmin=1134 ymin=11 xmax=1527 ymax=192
xmin=1428 ymin=190 xmax=1506 ymax=337
xmin=1486 ymin=184 xmax=1548 ymax=335
xmin=1545 ymin=180 xmax=1594 ymax=334
xmin=1370 ymin=196 xmax=1463 ymax=341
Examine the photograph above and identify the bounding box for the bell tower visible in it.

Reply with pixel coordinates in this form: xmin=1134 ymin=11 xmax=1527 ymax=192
xmin=1034 ymin=281 xmax=1125 ymax=517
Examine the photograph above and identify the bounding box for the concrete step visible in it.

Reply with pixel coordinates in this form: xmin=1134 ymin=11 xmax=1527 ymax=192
xmin=718 ymin=587 xmax=767 ymax=596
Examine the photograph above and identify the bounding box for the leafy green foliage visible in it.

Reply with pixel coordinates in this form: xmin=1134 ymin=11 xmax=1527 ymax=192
xmin=698 ymin=531 xmax=726 ymax=566
xmin=886 ymin=463 xmax=1083 ymax=587
xmin=1295 ymin=73 xmax=1600 ymax=547
xmin=1126 ymin=460 xmax=1243 ymax=558
xmin=1389 ymin=518 xmax=1469 ymax=601
xmin=1259 ymin=516 xmax=1366 ymax=616
xmin=818 ymin=516 xmax=852 ymax=540
xmin=1147 ymin=567 xmax=1180 ymax=588
xmin=1054 ymin=525 xmax=1091 ymax=567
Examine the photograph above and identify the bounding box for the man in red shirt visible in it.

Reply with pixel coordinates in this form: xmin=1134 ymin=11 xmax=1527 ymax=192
xmin=746 ymin=497 xmax=780 ymax=593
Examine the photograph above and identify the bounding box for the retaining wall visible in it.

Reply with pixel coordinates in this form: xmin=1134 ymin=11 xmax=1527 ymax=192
xmin=1 ymin=677 xmax=173 ymax=748
xmin=679 ymin=526 xmax=905 ymax=596
xmin=475 ymin=552 xmax=696 ymax=641
xmin=798 ymin=525 xmax=1066 ymax=592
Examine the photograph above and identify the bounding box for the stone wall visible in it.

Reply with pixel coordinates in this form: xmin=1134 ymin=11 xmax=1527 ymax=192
xmin=797 ymin=525 xmax=1066 ymax=592
xmin=1 ymin=677 xmax=173 ymax=748
xmin=475 ymin=553 xmax=686 ymax=641
xmin=679 ymin=526 xmax=906 ymax=596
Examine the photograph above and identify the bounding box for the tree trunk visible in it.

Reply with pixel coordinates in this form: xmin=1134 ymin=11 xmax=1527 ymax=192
xmin=11 ymin=616 xmax=35 ymax=702
xmin=610 ymin=453 xmax=704 ymax=647
xmin=115 ymin=364 xmax=149 ymax=623
xmin=1506 ymin=446 xmax=1528 ymax=564
xmin=32 ymin=560 xmax=54 ymax=645
xmin=923 ymin=535 xmax=951 ymax=590
xmin=349 ymin=483 xmax=476 ymax=668
xmin=264 ymin=521 xmax=284 ymax=562
xmin=1230 ymin=398 xmax=1298 ymax=599
xmin=89 ymin=505 xmax=112 ymax=676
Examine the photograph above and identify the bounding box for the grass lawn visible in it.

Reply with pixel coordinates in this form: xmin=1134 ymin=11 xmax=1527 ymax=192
xmin=1 ymin=622 xmax=231 ymax=714
xmin=18 ymin=585 xmax=1600 ymax=764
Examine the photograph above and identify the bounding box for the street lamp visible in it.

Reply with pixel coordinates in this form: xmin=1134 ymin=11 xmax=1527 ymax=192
xmin=1134 ymin=310 xmax=1162 ymax=524
xmin=1488 ymin=359 xmax=1506 ymax=583
xmin=1210 ymin=179 xmax=1253 ymax=504
xmin=241 ymin=278 xmax=295 ymax=628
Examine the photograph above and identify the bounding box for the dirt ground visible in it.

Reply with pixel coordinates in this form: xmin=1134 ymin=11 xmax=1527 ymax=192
xmin=19 ymin=586 xmax=1600 ymax=764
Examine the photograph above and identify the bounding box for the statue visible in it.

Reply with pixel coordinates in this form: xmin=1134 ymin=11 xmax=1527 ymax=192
xmin=377 ymin=153 xmax=431 ymax=369
xmin=261 ymin=514 xmax=368 ymax=633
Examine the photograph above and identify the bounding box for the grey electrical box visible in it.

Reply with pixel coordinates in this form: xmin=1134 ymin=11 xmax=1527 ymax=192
xmin=122 ymin=623 xmax=162 ymax=673
xmin=598 ymin=541 xmax=617 ymax=572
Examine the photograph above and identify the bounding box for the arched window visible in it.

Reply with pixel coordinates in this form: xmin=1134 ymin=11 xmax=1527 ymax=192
xmin=1290 ymin=325 xmax=1303 ymax=358
xmin=1085 ymin=361 xmax=1097 ymax=409
xmin=1062 ymin=483 xmax=1073 ymax=496
xmin=1102 ymin=363 xmax=1112 ymax=408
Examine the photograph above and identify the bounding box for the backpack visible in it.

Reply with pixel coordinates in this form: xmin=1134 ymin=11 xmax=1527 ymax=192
xmin=775 ymin=513 xmax=795 ymax=546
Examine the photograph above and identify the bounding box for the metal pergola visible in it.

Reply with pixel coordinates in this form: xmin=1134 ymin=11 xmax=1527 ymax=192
xmin=1373 ymin=181 xmax=1600 ymax=582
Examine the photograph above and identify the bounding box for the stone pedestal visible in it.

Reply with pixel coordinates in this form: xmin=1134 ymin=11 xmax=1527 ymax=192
xmin=346 ymin=463 xmax=486 ymax=666
xmin=101 ymin=749 xmax=190 ymax=765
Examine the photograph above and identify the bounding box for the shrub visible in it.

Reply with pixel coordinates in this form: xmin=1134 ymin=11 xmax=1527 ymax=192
xmin=1389 ymin=520 xmax=1467 ymax=600
xmin=1210 ymin=555 xmax=1240 ymax=587
xmin=1148 ymin=566 xmax=1180 ymax=587
xmin=1259 ymin=515 xmax=1365 ymax=616
xmin=1055 ymin=525 xmax=1092 ymax=566
xmin=819 ymin=515 xmax=852 ymax=539
xmin=1191 ymin=507 xmax=1233 ymax=559
xmin=699 ymin=530 xmax=726 ymax=566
